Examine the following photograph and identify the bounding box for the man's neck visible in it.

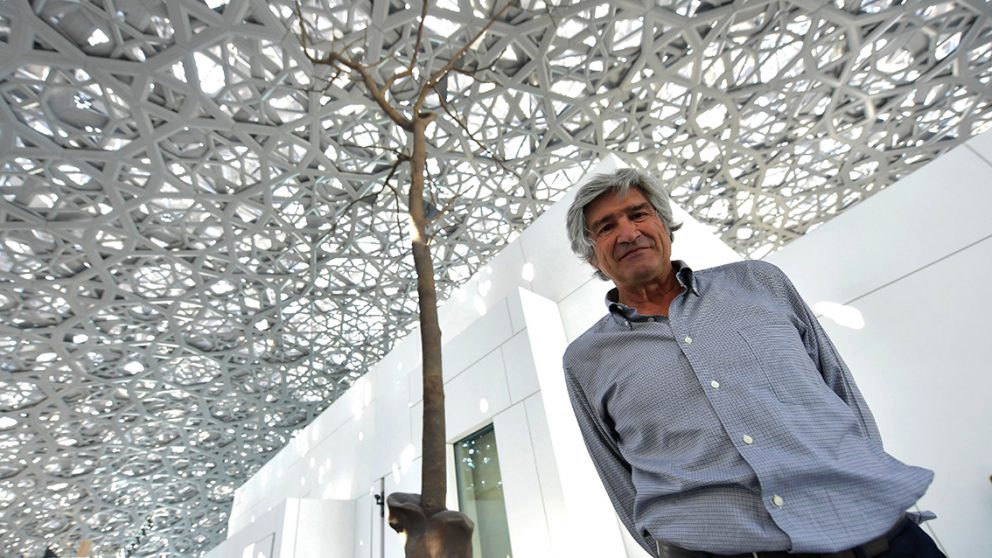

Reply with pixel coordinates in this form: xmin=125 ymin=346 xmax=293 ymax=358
xmin=616 ymin=272 xmax=683 ymax=317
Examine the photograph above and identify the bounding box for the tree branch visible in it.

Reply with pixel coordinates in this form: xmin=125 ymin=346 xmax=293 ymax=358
xmin=381 ymin=171 xmax=407 ymax=246
xmin=321 ymin=156 xmax=408 ymax=237
xmin=294 ymin=0 xmax=414 ymax=131
xmin=434 ymin=86 xmax=520 ymax=179
xmin=410 ymin=0 xmax=430 ymax=71
xmin=414 ymin=2 xmax=514 ymax=115
xmin=383 ymin=0 xmax=431 ymax=93
xmin=338 ymin=141 xmax=409 ymax=160
xmin=427 ymin=192 xmax=462 ymax=226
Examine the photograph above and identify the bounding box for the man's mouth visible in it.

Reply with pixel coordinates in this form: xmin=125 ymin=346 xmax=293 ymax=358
xmin=617 ymin=247 xmax=644 ymax=261
xmin=616 ymin=245 xmax=650 ymax=261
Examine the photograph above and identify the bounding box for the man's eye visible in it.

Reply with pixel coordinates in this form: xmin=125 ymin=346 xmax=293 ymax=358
xmin=631 ymin=211 xmax=649 ymax=220
xmin=596 ymin=223 xmax=615 ymax=236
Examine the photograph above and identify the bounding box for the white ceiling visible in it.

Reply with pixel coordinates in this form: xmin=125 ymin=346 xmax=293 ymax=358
xmin=1 ymin=0 xmax=990 ymax=555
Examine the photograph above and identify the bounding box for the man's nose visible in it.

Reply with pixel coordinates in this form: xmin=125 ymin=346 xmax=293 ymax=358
xmin=615 ymin=217 xmax=640 ymax=242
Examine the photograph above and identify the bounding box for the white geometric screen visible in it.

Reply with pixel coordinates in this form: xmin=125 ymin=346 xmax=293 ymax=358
xmin=0 ymin=0 xmax=990 ymax=556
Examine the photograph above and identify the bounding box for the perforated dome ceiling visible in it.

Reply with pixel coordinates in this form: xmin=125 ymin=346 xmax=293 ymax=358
xmin=1 ymin=0 xmax=990 ymax=555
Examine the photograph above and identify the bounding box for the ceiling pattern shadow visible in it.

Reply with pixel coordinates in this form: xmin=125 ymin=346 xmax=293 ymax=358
xmin=0 ymin=0 xmax=990 ymax=555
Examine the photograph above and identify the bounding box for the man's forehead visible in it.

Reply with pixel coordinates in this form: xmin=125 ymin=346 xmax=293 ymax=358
xmin=595 ymin=185 xmax=648 ymax=202
xmin=586 ymin=188 xmax=650 ymax=218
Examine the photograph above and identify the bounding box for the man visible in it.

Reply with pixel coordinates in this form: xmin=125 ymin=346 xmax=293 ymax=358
xmin=562 ymin=168 xmax=941 ymax=558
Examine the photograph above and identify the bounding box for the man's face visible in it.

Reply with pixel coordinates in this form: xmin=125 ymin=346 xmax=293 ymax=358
xmin=584 ymin=188 xmax=672 ymax=288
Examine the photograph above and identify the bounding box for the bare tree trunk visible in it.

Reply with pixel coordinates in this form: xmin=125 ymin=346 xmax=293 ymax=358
xmin=387 ymin=114 xmax=473 ymax=558
xmin=408 ymin=115 xmax=446 ymax=517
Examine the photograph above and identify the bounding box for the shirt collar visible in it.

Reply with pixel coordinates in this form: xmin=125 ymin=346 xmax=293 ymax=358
xmin=605 ymin=260 xmax=698 ymax=322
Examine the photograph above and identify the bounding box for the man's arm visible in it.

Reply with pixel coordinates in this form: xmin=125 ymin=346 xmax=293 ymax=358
xmin=776 ymin=266 xmax=885 ymax=447
xmin=563 ymin=365 xmax=656 ymax=556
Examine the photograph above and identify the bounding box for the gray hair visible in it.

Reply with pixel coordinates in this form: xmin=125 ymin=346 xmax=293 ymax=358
xmin=565 ymin=168 xmax=682 ymax=280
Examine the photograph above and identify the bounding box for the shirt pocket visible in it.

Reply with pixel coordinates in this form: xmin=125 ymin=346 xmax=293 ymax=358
xmin=738 ymin=321 xmax=825 ymax=405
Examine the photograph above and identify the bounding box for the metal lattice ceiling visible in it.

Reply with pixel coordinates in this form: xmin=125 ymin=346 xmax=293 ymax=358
xmin=1 ymin=0 xmax=990 ymax=555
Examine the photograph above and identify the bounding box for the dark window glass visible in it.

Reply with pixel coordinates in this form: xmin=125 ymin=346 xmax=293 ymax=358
xmin=454 ymin=424 xmax=512 ymax=558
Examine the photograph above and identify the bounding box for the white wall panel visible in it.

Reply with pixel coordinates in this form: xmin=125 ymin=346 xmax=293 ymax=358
xmin=309 ymin=499 xmax=356 ymax=558
xmin=407 ymin=397 xmax=423 ymax=466
xmin=557 ymin=277 xmax=610 ymax=342
xmin=965 ymin=126 xmax=992 ymax=162
xmin=493 ymin=403 xmax=554 ymax=558
xmin=306 ymin=418 xmax=364 ymax=501
xmin=444 ymin=349 xmax=511 ymax=441
xmin=352 ymin=493 xmax=373 ymax=558
xmin=518 ymin=288 xmax=632 ymax=557
xmin=811 ymin=238 xmax=992 ymax=558
xmin=501 ymin=330 xmax=540 ymax=403
xmin=519 ymin=208 xmax=599 ymax=304
xmin=311 ymin=380 xmax=372 ymax=448
xmin=505 ymin=286 xmax=527 ymax=335
xmin=668 ymin=203 xmax=743 ymax=270
xmin=441 ymin=298 xmax=514 ymax=382
xmin=437 ymin=241 xmax=529 ymax=343
xmin=208 ymin=500 xmax=285 ymax=558
xmin=407 ymin=365 xmax=423 ymax=416
xmin=768 ymin=140 xmax=992 ymax=307
xmin=520 ymin=395 xmax=569 ymax=556
xmin=210 ymin=499 xmax=353 ymax=558
xmin=371 ymin=339 xmax=421 ymax=405
xmin=369 ymin=377 xmax=414 ymax=479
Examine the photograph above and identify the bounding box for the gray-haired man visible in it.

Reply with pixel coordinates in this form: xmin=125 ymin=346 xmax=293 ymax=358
xmin=562 ymin=168 xmax=942 ymax=557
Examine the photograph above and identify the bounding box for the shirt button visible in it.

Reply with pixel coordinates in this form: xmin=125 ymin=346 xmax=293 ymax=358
xmin=710 ymin=380 xmax=720 ymax=389
xmin=683 ymin=335 xmax=693 ymax=345
xmin=772 ymin=495 xmax=784 ymax=508
xmin=742 ymin=434 xmax=754 ymax=445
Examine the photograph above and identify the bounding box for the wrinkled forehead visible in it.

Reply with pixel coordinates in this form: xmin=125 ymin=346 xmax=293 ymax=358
xmin=591 ymin=183 xmax=647 ymax=203
xmin=584 ymin=186 xmax=650 ymax=221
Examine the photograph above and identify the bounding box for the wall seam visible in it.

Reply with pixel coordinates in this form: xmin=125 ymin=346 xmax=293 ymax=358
xmin=846 ymin=233 xmax=992 ymax=305
xmin=964 ymin=143 xmax=992 ymax=169
xmin=521 ymin=394 xmax=555 ymax=554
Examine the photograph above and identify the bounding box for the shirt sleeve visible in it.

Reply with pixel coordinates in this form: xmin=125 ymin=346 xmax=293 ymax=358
xmin=777 ymin=267 xmax=885 ymax=448
xmin=563 ymin=365 xmax=657 ymax=556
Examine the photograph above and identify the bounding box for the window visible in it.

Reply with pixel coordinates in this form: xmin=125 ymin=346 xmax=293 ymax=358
xmin=454 ymin=424 xmax=512 ymax=558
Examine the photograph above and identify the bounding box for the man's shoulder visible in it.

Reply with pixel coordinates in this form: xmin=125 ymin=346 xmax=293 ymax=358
xmin=696 ymin=258 xmax=783 ymax=276
xmin=563 ymin=313 xmax=614 ymax=364
xmin=695 ymin=259 xmax=789 ymax=286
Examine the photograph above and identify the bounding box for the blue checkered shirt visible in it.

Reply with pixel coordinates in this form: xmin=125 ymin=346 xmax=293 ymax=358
xmin=563 ymin=260 xmax=933 ymax=555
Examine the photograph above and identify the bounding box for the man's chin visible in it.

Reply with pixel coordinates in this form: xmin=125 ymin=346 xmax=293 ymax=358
xmin=618 ymin=264 xmax=662 ymax=282
xmin=617 ymin=251 xmax=659 ymax=270
xmin=613 ymin=259 xmax=673 ymax=283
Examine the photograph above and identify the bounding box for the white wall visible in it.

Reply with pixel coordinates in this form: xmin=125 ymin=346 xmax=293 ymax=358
xmin=206 ymin=498 xmax=354 ymax=558
xmin=766 ymin=131 xmax=992 ymax=557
